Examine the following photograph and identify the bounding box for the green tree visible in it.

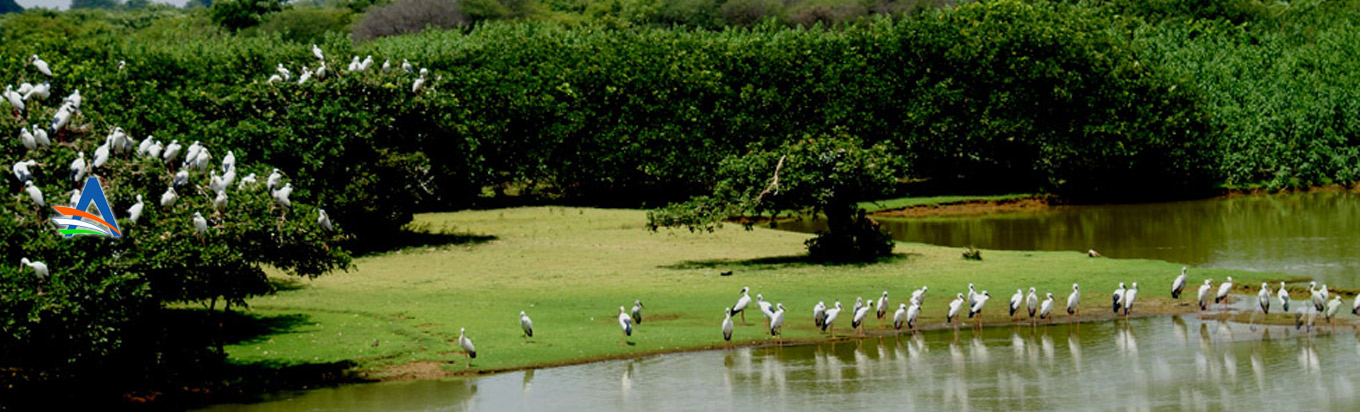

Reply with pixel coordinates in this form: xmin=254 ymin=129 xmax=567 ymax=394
xmin=70 ymin=0 xmax=122 ymax=9
xmin=210 ymin=0 xmax=285 ymax=31
xmin=648 ymin=134 xmax=900 ymax=262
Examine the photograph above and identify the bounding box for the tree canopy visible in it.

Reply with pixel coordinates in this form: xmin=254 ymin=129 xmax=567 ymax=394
xmin=648 ymin=134 xmax=900 ymax=261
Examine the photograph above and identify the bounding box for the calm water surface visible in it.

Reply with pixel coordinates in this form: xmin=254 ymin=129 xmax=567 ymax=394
xmin=199 ymin=317 xmax=1360 ymax=411
xmin=785 ymin=191 xmax=1360 ymax=285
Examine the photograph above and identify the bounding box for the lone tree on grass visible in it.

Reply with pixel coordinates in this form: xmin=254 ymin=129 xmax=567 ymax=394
xmin=647 ymin=134 xmax=900 ymax=262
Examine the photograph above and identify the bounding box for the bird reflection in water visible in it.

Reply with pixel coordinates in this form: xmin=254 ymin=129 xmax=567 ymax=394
xmin=1068 ymin=333 xmax=1082 ymax=372
xmin=522 ymin=369 xmax=535 ymax=394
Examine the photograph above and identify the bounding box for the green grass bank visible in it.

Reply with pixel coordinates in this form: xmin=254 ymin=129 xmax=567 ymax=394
xmin=227 ymin=207 xmax=1282 ymax=379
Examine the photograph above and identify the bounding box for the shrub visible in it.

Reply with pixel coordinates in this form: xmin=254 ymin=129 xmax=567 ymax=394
xmin=255 ymin=6 xmax=354 ymax=44
xmin=352 ymin=0 xmax=468 ymax=41
xmin=210 ymin=0 xmax=286 ymax=31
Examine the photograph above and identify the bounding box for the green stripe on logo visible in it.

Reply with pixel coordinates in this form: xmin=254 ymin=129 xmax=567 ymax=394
xmin=58 ymin=229 xmax=109 ymax=236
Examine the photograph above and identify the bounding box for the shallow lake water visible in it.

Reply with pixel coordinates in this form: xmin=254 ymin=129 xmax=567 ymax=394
xmin=199 ymin=316 xmax=1360 ymax=412
xmin=783 ymin=191 xmax=1360 ymax=285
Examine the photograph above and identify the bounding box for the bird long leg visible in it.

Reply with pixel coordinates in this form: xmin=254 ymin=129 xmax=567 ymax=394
xmin=741 ymin=311 xmax=747 ymax=326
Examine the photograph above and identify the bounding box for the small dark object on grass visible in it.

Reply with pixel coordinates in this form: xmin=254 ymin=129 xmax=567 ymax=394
xmin=720 ymin=270 xmax=733 ymax=277
xmin=963 ymin=246 xmax=982 ymax=261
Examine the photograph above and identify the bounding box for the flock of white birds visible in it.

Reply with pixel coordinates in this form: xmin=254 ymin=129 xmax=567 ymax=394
xmin=8 ymin=50 xmax=352 ymax=289
xmin=267 ymin=44 xmax=434 ymax=93
xmin=441 ymin=265 xmax=1360 ymax=368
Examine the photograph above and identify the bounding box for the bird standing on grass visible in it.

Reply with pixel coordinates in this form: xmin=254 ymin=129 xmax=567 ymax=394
xmin=947 ymin=293 xmax=966 ymax=332
xmin=1172 ymin=267 xmax=1187 ymax=300
xmin=822 ymin=302 xmax=842 ymax=337
xmin=1067 ymin=284 xmax=1081 ymax=323
xmin=1123 ymin=283 xmax=1138 ymax=319
xmin=733 ymin=287 xmax=752 ymax=325
xmin=1215 ymin=277 xmax=1234 ymax=309
xmin=910 ymin=286 xmax=928 ymax=308
xmin=1197 ymin=280 xmax=1213 ymax=312
xmin=770 ymin=303 xmax=785 ymax=345
xmin=1112 ymin=282 xmax=1127 ymax=315
xmin=1009 ymin=289 xmax=1024 ymax=319
xmin=813 ymin=301 xmax=826 ymax=329
xmin=758 ymin=294 xmax=774 ymax=326
xmin=458 ymin=328 xmax=476 ymax=368
xmin=851 ymin=301 xmax=872 ymax=337
xmin=876 ymin=291 xmax=890 ymax=327
xmin=1025 ymin=287 xmax=1038 ymax=323
xmin=893 ymin=303 xmax=908 ymax=335
xmin=905 ymin=302 xmax=920 ymax=334
xmin=631 ymin=300 xmax=644 ymax=325
xmin=618 ymin=306 xmax=633 ymax=344
xmin=520 ymin=311 xmax=534 ymax=342
xmin=1039 ymin=293 xmax=1054 ymax=323
xmin=968 ymin=291 xmax=992 ymax=331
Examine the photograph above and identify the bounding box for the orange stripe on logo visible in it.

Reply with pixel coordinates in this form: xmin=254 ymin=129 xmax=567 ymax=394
xmin=51 ymin=206 xmax=123 ymax=236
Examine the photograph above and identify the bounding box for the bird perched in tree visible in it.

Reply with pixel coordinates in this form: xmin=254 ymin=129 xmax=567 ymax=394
xmin=12 ymin=160 xmax=37 ymax=184
xmin=3 ymin=85 xmax=23 ymax=115
xmin=69 ymin=152 xmax=86 ymax=184
xmin=31 ymin=127 xmax=49 ymax=148
xmin=160 ymin=186 xmax=177 ymax=208
xmin=127 ymin=195 xmax=144 ymax=224
xmin=213 ymin=191 xmax=228 ymax=212
xmin=30 ymin=55 xmax=52 ymax=77
xmin=20 ymin=258 xmax=48 ymax=281
xmin=317 ymin=209 xmax=333 ymax=232
xmin=162 ymin=140 xmax=182 ymax=164
xmin=312 ymin=44 xmax=325 ymax=61
xmin=193 ymin=212 xmax=208 ymax=235
xmin=272 ymin=183 xmax=293 ymax=209
xmin=24 ymin=181 xmax=44 ymax=207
